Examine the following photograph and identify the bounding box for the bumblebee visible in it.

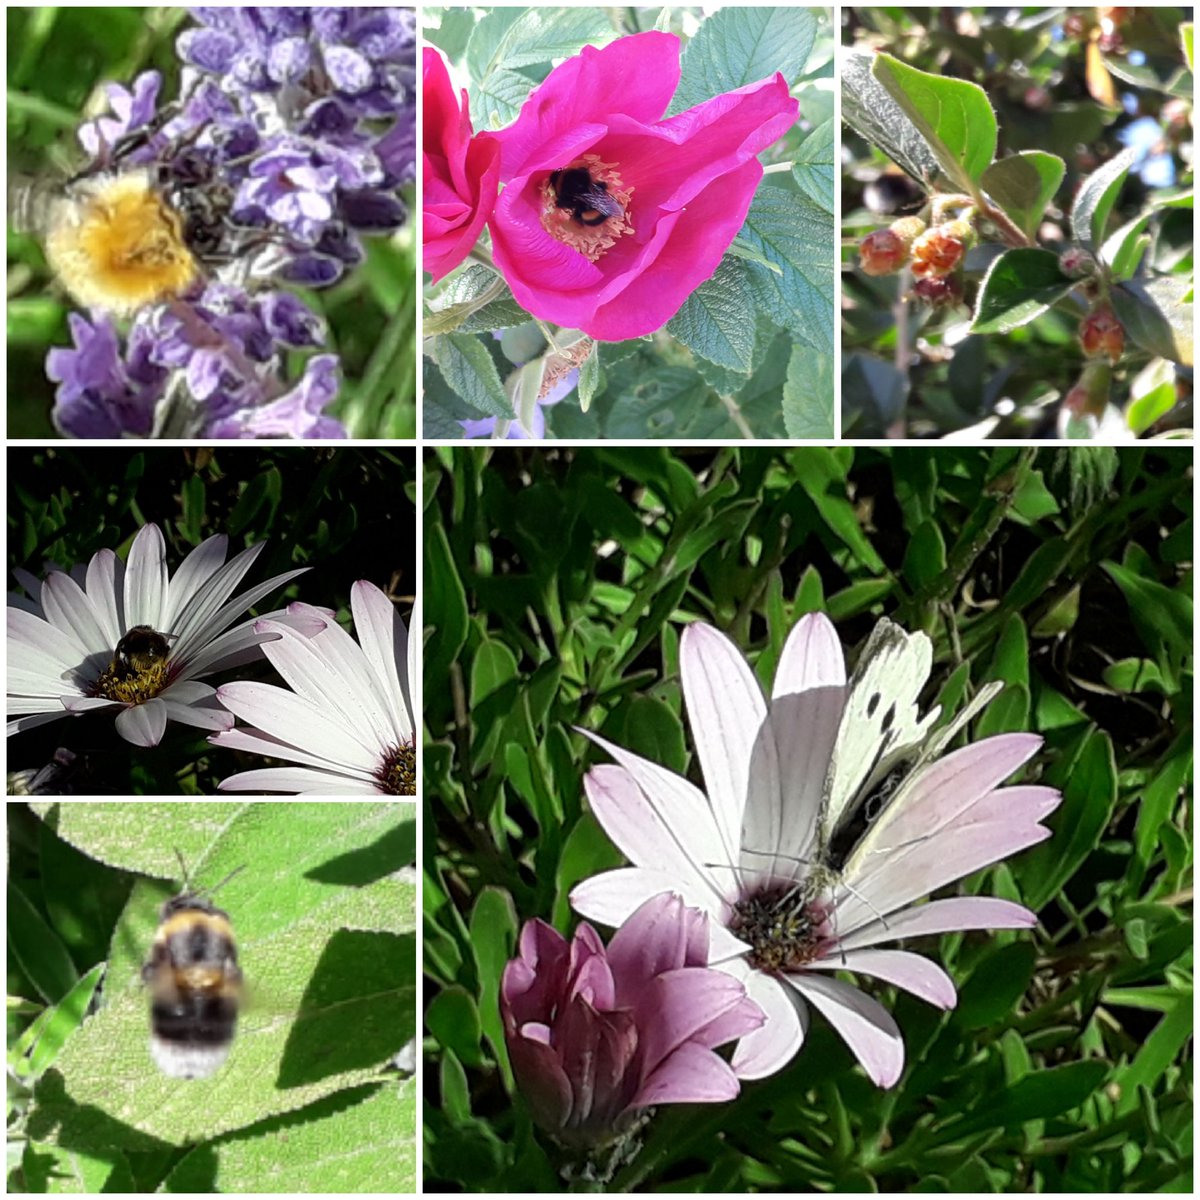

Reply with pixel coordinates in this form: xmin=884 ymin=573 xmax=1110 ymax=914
xmin=142 ymin=857 xmax=245 ymax=1080
xmin=549 ymin=167 xmax=624 ymax=227
xmin=111 ymin=625 xmax=174 ymax=681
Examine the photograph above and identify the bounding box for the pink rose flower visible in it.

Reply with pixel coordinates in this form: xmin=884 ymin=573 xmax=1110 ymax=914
xmin=423 ymin=47 xmax=501 ymax=284
xmin=488 ymin=32 xmax=799 ymax=341
xmin=500 ymin=892 xmax=764 ymax=1149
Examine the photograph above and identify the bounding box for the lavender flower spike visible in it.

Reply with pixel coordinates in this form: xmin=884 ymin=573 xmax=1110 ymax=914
xmin=501 ymin=892 xmax=764 ymax=1151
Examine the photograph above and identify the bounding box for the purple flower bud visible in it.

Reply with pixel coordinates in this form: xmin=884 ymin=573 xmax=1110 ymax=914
xmin=501 ymin=893 xmax=763 ymax=1149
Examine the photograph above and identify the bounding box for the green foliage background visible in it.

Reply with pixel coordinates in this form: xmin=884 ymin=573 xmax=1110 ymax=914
xmin=7 ymin=801 xmax=417 ymax=1193
xmin=7 ymin=446 xmax=416 ymax=795
xmin=6 ymin=6 xmax=417 ymax=439
xmin=423 ymin=6 xmax=835 ymax=440
xmin=423 ymin=445 xmax=1192 ymax=1191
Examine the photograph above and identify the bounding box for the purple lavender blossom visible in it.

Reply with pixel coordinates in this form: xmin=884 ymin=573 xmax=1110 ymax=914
xmin=44 ymin=7 xmax=416 ymax=440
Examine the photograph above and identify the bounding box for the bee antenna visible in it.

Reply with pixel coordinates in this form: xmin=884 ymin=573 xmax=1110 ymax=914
xmin=173 ymin=847 xmax=245 ymax=897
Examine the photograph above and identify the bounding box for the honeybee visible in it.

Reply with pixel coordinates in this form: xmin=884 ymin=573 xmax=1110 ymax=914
xmin=142 ymin=855 xmax=245 ymax=1080
xmin=111 ymin=625 xmax=175 ymax=681
xmin=549 ymin=166 xmax=624 ymax=227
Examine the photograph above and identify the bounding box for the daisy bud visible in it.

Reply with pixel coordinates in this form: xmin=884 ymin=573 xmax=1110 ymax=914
xmin=910 ymin=219 xmax=972 ymax=278
xmin=1079 ymin=304 xmax=1125 ymax=363
xmin=501 ymin=893 xmax=763 ymax=1150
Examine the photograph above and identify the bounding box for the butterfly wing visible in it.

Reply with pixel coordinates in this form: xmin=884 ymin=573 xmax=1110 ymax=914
xmin=819 ymin=620 xmax=939 ymax=851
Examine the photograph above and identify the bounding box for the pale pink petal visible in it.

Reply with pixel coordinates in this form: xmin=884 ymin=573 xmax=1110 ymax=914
xmin=785 ymin=972 xmax=905 ymax=1088
xmin=837 ymin=897 xmax=1037 ymax=952
xmin=571 ymin=867 xmax=722 ymax=930
xmin=807 ymin=948 xmax=957 ymax=1009
xmin=584 ymin=763 xmax=727 ymax=906
xmin=607 ymin=892 xmax=701 ymax=994
xmin=680 ymin=623 xmax=769 ymax=869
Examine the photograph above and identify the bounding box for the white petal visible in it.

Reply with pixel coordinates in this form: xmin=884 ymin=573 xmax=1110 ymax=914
xmin=718 ymin=964 xmax=807 ymax=1080
xmin=164 ymin=534 xmax=230 ymax=628
xmin=680 ymin=623 xmax=768 ymax=870
xmin=352 ymin=580 xmax=413 ymax=742
xmin=115 ymin=700 xmax=167 ymax=747
xmin=218 ymin=766 xmax=380 ymax=794
xmin=773 ymin=612 xmax=846 ymax=694
xmin=124 ymin=524 xmax=169 ymax=630
xmin=211 ymin=724 xmax=377 ymax=781
xmin=571 ymin=867 xmax=722 ymax=931
xmin=785 ymin=971 xmax=905 ymax=1087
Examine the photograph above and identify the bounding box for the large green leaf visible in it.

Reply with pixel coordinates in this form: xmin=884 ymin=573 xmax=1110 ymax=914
xmin=782 ymin=344 xmax=833 ymax=437
xmin=871 ymin=52 xmax=997 ymax=190
xmin=1069 ymin=148 xmax=1136 ymax=248
xmin=666 ymin=258 xmax=757 ymax=373
xmin=1112 ymin=277 xmax=1195 ymax=367
xmin=673 ymin=7 xmax=816 ymax=113
xmin=970 ymin=248 xmax=1076 ymax=335
xmin=792 ymin=117 xmax=835 ymax=212
xmin=980 ymin=151 xmax=1065 ymax=239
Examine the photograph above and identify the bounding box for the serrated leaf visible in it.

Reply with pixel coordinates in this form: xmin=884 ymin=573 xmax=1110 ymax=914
xmin=467 ymin=8 xmax=613 ymax=83
xmin=970 ymin=248 xmax=1076 ymax=335
xmin=980 ymin=151 xmax=1065 ymax=240
xmin=1070 ymin=148 xmax=1137 ymax=249
xmin=666 ymin=258 xmax=756 ymax=372
xmin=431 ymin=334 xmax=514 ymax=418
xmin=782 ymin=344 xmax=832 ymax=437
xmin=739 ymin=188 xmax=834 ymax=355
xmin=25 ymin=803 xmax=416 ymax=1151
xmin=578 ymin=343 xmax=602 ymax=412
xmin=673 ymin=7 xmax=816 ymax=113
xmin=427 ymin=266 xmax=528 ymax=336
xmin=871 ymin=52 xmax=997 ymax=190
xmin=840 ymin=48 xmax=942 ymax=187
xmin=792 ymin=118 xmax=834 ymax=212
xmin=1112 ymin=277 xmax=1194 ymax=367
xmin=470 ymin=67 xmax=533 ymax=131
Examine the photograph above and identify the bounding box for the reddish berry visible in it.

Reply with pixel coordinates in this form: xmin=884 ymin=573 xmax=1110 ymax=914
xmin=1079 ymin=305 xmax=1125 ymax=363
xmin=912 ymin=274 xmax=963 ymax=307
xmin=1059 ymin=247 xmax=1097 ymax=279
xmin=910 ymin=222 xmax=969 ymax=278
xmin=859 ymin=229 xmax=908 ymax=276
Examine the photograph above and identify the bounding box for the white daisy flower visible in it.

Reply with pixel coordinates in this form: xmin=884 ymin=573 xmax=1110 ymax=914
xmin=212 ymin=579 xmax=415 ymax=795
xmin=571 ymin=614 xmax=1060 ymax=1087
xmin=8 ymin=524 xmax=308 ymax=748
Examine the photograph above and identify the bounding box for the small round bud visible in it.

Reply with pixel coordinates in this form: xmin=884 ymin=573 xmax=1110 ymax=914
xmin=910 ymin=222 xmax=970 ymax=278
xmin=912 ymin=274 xmax=964 ymax=307
xmin=858 ymin=228 xmax=908 ymax=276
xmin=1059 ymin=247 xmax=1097 ymax=279
xmin=1079 ymin=304 xmax=1125 ymax=363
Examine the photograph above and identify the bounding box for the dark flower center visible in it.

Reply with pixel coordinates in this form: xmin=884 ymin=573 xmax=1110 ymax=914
xmin=540 ymin=154 xmax=634 ymax=262
xmin=729 ymin=883 xmax=832 ymax=974
xmin=92 ymin=627 xmax=174 ymax=705
xmin=377 ymin=740 xmax=415 ymax=795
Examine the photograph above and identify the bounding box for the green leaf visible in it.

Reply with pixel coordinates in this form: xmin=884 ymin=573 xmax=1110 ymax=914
xmin=8 ymin=881 xmax=78 ymax=1004
xmin=673 ymin=7 xmax=816 ymax=113
xmin=470 ymin=66 xmax=532 ymax=131
xmin=841 ymin=353 xmax=908 ymax=436
xmin=26 ymin=803 xmax=415 ymax=1151
xmin=980 ymin=151 xmax=1065 ymax=239
xmin=467 ymin=8 xmax=614 ymax=81
xmin=165 ymin=1082 xmax=416 ymax=1192
xmin=426 ymin=986 xmax=485 ymax=1069
xmin=970 ymin=248 xmax=1075 ymax=335
xmin=430 ymin=334 xmax=514 ymax=419
xmin=871 ymin=52 xmax=997 ymax=189
xmin=577 ymin=344 xmax=602 ymax=412
xmin=1112 ymin=991 xmax=1193 ymax=1116
xmin=552 ymin=813 xmax=627 ymax=930
xmin=666 ymin=258 xmax=757 ymax=373
xmin=782 ymin=345 xmax=833 ymax=438
xmin=1102 ymin=560 xmax=1192 ymax=659
xmin=1019 ymin=730 xmax=1117 ymax=911
xmin=1070 ymin=148 xmax=1136 ymax=248
xmin=1100 ymin=212 xmax=1152 ymax=282
xmin=726 ymin=237 xmax=784 ymax=276
xmin=424 ymin=520 xmax=470 ymax=681
xmin=427 ymin=266 xmax=528 ymax=336
xmin=840 ymin=49 xmax=942 ymax=187
xmin=739 ymin=188 xmax=834 ymax=355
xmin=469 ymin=888 xmax=518 ymax=1086
xmin=792 ymin=118 xmax=834 ymax=212
xmin=1103 ymin=657 xmax=1167 ymax=694
xmin=25 ymin=964 xmax=104 ymax=1076
xmin=1112 ymin=277 xmax=1194 ymax=367
xmin=1181 ymin=22 xmax=1194 ymax=71
xmin=1126 ymin=358 xmax=1178 ymax=435
xmin=955 ymin=943 xmax=1037 ymax=1029
xmin=941 ymin=1062 xmax=1108 ymax=1137
xmin=901 ymin=519 xmax=946 ymax=590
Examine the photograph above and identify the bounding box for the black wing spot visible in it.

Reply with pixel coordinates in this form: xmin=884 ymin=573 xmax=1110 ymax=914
xmin=866 ymin=692 xmax=881 ymax=717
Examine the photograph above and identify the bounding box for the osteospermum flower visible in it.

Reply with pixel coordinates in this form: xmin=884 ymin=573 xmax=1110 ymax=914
xmin=571 ymin=614 xmax=1060 ymax=1087
xmin=501 ymin=892 xmax=763 ymax=1151
xmin=212 ymin=579 xmax=415 ymax=794
xmin=7 ymin=523 xmax=308 ymax=747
